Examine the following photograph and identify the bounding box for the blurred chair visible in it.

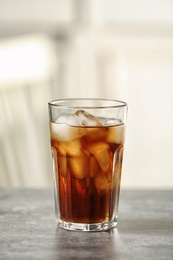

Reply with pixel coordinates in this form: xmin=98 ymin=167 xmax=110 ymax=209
xmin=0 ymin=34 xmax=59 ymax=187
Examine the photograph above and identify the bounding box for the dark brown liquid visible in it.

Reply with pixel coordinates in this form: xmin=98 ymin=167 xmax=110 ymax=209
xmin=51 ymin=124 xmax=124 ymax=223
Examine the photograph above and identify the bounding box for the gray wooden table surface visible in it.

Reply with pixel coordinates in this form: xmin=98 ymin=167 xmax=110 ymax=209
xmin=0 ymin=189 xmax=173 ymax=260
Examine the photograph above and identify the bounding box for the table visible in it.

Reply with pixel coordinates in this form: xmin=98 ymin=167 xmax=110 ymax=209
xmin=0 ymin=189 xmax=173 ymax=260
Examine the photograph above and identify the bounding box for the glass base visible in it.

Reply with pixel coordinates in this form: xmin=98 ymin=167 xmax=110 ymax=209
xmin=57 ymin=218 xmax=118 ymax=232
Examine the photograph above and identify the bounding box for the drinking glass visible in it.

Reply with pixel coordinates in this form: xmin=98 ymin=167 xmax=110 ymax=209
xmin=48 ymin=98 xmax=127 ymax=231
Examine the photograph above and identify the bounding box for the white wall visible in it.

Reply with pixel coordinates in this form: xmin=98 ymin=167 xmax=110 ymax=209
xmin=0 ymin=0 xmax=173 ymax=189
xmin=60 ymin=32 xmax=173 ymax=189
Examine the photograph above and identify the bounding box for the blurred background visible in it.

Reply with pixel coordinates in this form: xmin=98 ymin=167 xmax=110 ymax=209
xmin=0 ymin=0 xmax=173 ymax=189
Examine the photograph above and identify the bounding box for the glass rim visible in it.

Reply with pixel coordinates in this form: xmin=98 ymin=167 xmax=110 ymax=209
xmin=48 ymin=98 xmax=127 ymax=109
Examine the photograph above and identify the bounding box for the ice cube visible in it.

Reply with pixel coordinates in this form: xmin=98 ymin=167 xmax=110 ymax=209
xmin=85 ymin=127 xmax=107 ymax=141
xmin=68 ymin=155 xmax=89 ymax=179
xmin=104 ymin=118 xmax=122 ymax=126
xmin=58 ymin=146 xmax=66 ymax=156
xmin=94 ymin=171 xmax=108 ymax=195
xmin=50 ymin=114 xmax=84 ymax=142
xmin=107 ymin=125 xmax=125 ymax=144
xmin=89 ymin=155 xmax=100 ymax=178
xmin=105 ymin=168 xmax=112 ymax=183
xmin=59 ymin=139 xmax=83 ymax=157
xmin=58 ymin=155 xmax=67 ymax=177
xmin=75 ymin=110 xmax=102 ymax=126
xmin=56 ymin=113 xmax=82 ymax=126
xmin=87 ymin=142 xmax=111 ymax=172
xmin=104 ymin=153 xmax=113 ymax=182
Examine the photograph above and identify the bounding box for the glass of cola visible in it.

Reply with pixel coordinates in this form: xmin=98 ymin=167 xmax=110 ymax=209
xmin=48 ymin=99 xmax=127 ymax=231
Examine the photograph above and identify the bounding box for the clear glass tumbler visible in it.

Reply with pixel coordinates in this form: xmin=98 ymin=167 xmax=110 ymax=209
xmin=48 ymin=98 xmax=127 ymax=231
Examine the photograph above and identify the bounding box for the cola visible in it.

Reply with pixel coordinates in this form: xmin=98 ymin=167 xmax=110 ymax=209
xmin=50 ymin=110 xmax=125 ymax=225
